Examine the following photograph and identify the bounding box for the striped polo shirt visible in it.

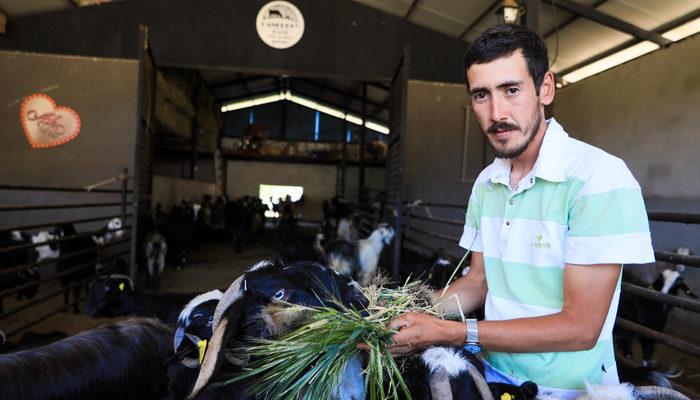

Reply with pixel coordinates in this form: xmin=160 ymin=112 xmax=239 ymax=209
xmin=459 ymin=118 xmax=654 ymax=394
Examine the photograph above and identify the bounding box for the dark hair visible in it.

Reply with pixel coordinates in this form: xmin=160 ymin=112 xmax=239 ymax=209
xmin=463 ymin=24 xmax=549 ymax=90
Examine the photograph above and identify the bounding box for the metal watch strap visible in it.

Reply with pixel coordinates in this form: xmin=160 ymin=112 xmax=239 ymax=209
xmin=465 ymin=318 xmax=479 ymax=344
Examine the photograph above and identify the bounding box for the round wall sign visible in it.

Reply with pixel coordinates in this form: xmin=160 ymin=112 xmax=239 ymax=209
xmin=256 ymin=1 xmax=305 ymax=49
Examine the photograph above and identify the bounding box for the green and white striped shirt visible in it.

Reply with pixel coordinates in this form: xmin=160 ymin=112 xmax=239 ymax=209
xmin=460 ymin=118 xmax=654 ymax=393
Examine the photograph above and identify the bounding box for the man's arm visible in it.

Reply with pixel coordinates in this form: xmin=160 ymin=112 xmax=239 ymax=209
xmin=387 ymin=262 xmax=621 ymax=355
xmin=434 ymin=251 xmax=488 ymax=315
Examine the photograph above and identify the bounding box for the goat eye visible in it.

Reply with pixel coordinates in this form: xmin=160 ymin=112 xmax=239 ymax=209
xmin=273 ymin=289 xmax=285 ymax=300
xmin=207 ymin=316 xmax=214 ymax=324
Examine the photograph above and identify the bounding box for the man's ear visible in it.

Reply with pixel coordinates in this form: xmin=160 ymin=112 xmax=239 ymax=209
xmin=539 ymin=71 xmax=555 ymax=106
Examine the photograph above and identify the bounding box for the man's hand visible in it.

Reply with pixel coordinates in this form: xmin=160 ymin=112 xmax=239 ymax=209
xmin=384 ymin=312 xmax=465 ymax=356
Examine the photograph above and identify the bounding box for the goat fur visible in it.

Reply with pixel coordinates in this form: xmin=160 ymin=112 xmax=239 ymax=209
xmin=0 ymin=318 xmax=173 ymax=400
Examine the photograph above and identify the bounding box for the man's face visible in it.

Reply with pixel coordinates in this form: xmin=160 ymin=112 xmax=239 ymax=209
xmin=466 ymin=50 xmax=545 ymax=159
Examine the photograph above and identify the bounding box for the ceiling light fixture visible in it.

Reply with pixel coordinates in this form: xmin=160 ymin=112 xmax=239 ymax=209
xmin=220 ymin=90 xmax=390 ymax=135
xmin=559 ymin=16 xmax=700 ymax=86
xmin=498 ymin=0 xmax=522 ymax=25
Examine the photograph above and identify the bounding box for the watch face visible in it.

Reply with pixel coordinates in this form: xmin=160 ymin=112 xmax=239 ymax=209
xmin=463 ymin=343 xmax=482 ymax=354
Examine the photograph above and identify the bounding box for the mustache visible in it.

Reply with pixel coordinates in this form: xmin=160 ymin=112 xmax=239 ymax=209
xmin=487 ymin=121 xmax=520 ymax=134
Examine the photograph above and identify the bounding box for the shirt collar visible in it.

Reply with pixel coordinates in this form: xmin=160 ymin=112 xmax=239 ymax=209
xmin=487 ymin=118 xmax=569 ymax=185
xmin=533 ymin=118 xmax=568 ymax=183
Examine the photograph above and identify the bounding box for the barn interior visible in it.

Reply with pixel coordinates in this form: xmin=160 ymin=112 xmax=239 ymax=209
xmin=0 ymin=0 xmax=699 ymax=398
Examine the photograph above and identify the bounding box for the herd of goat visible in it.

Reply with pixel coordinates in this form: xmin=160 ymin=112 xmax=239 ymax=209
xmin=0 ymin=195 xmax=696 ymax=399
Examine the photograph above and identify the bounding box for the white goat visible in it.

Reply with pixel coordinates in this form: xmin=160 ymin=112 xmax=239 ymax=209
xmin=324 ymin=223 xmax=395 ymax=286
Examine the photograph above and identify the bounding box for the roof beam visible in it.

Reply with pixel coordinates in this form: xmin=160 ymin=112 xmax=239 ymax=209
xmin=458 ymin=0 xmax=501 ymax=40
xmin=404 ymin=0 xmax=420 ymax=19
xmin=542 ymin=0 xmax=609 ymax=39
xmin=291 ymin=88 xmax=388 ymax=125
xmin=295 ymin=78 xmax=383 ymax=108
xmin=556 ymin=8 xmax=700 ymax=79
xmin=542 ymin=0 xmax=672 ymax=47
xmin=208 ymin=75 xmax=271 ymax=91
xmin=237 ymin=73 xmax=254 ymax=95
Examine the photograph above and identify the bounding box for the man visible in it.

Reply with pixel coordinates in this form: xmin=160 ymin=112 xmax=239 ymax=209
xmin=385 ymin=24 xmax=654 ymax=399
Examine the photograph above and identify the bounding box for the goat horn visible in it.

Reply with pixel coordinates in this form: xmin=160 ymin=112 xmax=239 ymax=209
xmin=429 ymin=366 xmax=454 ymax=400
xmin=109 ymin=274 xmax=135 ymax=291
xmin=635 ymin=386 xmax=691 ymax=400
xmin=212 ymin=274 xmax=245 ymax=330
xmin=465 ymin=361 xmax=494 ymax=400
xmin=188 ymin=318 xmax=229 ymax=399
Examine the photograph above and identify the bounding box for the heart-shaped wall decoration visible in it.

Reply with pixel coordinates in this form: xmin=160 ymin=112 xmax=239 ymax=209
xmin=19 ymin=93 xmax=81 ymax=148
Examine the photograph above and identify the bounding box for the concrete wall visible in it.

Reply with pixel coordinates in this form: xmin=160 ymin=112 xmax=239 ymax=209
xmin=153 ymin=159 xmax=216 ymax=183
xmin=554 ymin=34 xmax=700 ymax=202
xmin=553 ymin=34 xmax=700 ymax=337
xmin=151 ymin=175 xmax=217 ymax=213
xmin=226 ymin=160 xmax=385 ymax=221
xmin=402 ymin=80 xmax=477 ymax=257
xmin=0 ymin=50 xmax=138 ymax=232
xmin=0 ymin=50 xmax=139 ymax=189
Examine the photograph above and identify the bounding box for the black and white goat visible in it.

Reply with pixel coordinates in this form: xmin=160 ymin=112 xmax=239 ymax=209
xmin=0 ymin=318 xmax=173 ymax=400
xmin=337 ymin=213 xmax=360 ymax=241
xmin=84 ymin=274 xmax=198 ymax=324
xmin=168 ymin=289 xmax=223 ymax=400
xmin=144 ymin=231 xmax=168 ymax=292
xmin=322 ymin=223 xmax=395 ymax=286
xmin=0 ymin=230 xmax=58 ymax=313
xmin=91 ymin=217 xmax=125 ymax=245
xmin=617 ymin=251 xmax=697 ymax=366
xmin=187 ymin=260 xmax=368 ymax=399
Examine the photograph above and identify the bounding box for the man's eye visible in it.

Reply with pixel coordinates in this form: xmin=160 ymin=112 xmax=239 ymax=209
xmin=506 ymin=87 xmax=519 ymax=95
xmin=473 ymin=92 xmax=487 ymax=102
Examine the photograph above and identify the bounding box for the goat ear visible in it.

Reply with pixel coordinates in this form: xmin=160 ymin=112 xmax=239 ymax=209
xmin=341 ymin=279 xmax=368 ymax=309
xmin=188 ymin=297 xmax=251 ymax=399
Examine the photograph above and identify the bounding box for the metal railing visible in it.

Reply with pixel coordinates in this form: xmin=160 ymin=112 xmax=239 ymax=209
xmin=400 ymin=202 xmax=700 ymax=395
xmin=0 ymin=170 xmax=134 ymax=339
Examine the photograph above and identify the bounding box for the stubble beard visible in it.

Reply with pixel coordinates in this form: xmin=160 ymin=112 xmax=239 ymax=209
xmin=490 ymin=106 xmax=542 ymax=159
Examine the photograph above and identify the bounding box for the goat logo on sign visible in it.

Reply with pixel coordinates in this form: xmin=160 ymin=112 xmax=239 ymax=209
xmin=19 ymin=93 xmax=81 ymax=148
xmin=256 ymin=1 xmax=305 ymax=49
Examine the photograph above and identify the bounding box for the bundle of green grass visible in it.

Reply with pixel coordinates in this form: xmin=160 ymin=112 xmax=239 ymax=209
xmin=221 ymin=278 xmax=457 ymax=400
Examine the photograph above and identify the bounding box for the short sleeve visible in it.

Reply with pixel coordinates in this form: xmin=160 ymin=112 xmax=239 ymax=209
xmin=565 ymin=160 xmax=655 ymax=265
xmin=460 ymin=187 xmax=483 ymax=252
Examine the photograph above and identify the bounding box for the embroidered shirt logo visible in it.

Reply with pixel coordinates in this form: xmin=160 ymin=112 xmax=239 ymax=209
xmin=532 ymin=234 xmax=551 ymax=249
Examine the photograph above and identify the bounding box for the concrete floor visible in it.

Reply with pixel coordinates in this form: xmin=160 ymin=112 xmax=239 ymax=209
xmin=0 ymin=239 xmax=275 ymax=340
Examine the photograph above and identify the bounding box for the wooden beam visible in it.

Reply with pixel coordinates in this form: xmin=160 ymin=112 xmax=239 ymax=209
xmin=542 ymin=0 xmax=672 ymax=47
xmin=404 ymin=0 xmax=420 ymax=19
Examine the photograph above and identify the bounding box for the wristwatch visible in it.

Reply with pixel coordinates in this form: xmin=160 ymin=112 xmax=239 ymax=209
xmin=464 ymin=318 xmax=481 ymax=354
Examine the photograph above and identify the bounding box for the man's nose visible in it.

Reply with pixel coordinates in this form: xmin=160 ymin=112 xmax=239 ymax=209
xmin=489 ymin=96 xmax=508 ymax=121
